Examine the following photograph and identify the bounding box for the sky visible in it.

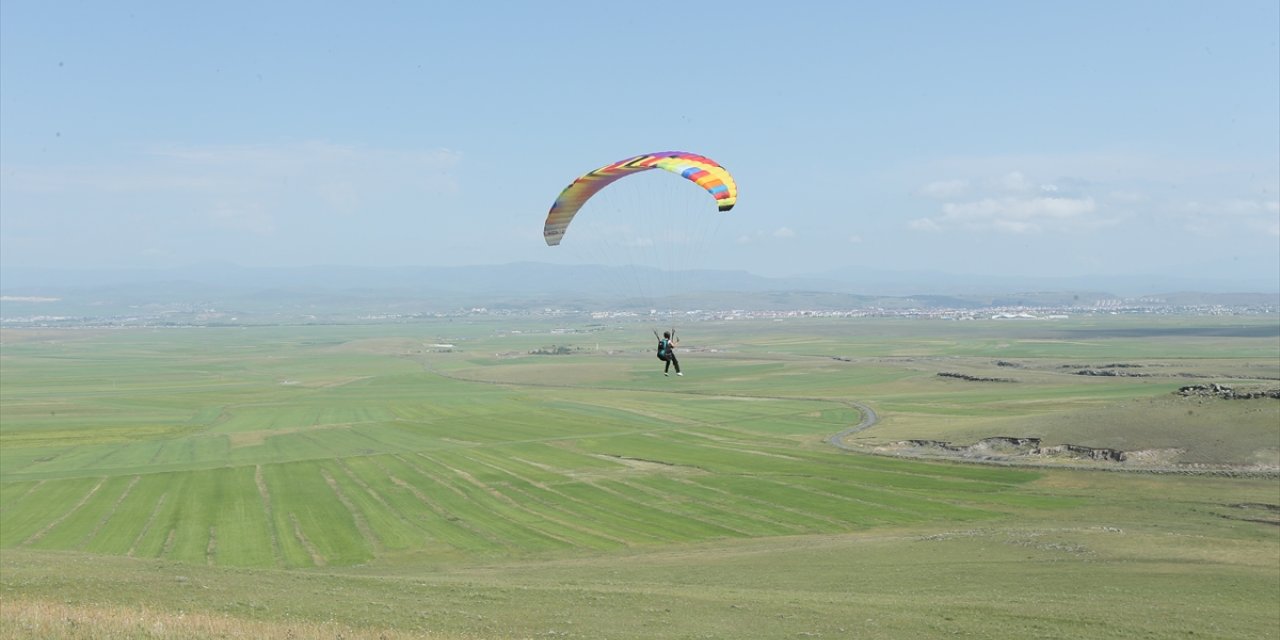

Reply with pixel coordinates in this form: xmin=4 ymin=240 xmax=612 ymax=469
xmin=2 ymin=1 xmax=1278 ymax=287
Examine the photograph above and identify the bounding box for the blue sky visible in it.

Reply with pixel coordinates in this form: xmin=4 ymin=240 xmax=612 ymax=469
xmin=2 ymin=1 xmax=1277 ymax=286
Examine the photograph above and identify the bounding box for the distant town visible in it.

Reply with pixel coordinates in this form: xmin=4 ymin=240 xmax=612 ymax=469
xmin=3 ymin=296 xmax=1275 ymax=329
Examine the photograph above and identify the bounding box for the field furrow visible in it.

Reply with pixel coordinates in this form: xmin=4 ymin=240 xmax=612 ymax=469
xmin=326 ymin=458 xmax=433 ymax=553
xmin=126 ymin=491 xmax=168 ymax=557
xmin=448 ymin=452 xmax=639 ymax=547
xmin=22 ymin=477 xmax=105 ymax=546
xmin=375 ymin=454 xmax=513 ymax=553
xmin=253 ymin=464 xmax=284 ymax=568
xmin=75 ymin=475 xmax=140 ymax=549
xmin=413 ymin=453 xmax=588 ymax=550
xmin=320 ymin=467 xmax=383 ymax=554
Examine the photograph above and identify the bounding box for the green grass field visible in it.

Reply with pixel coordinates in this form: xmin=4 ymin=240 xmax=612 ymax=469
xmin=1 ymin=316 xmax=1277 ymax=638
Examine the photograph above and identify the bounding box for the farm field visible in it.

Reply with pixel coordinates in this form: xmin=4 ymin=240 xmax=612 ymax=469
xmin=1 ymin=315 xmax=1278 ymax=639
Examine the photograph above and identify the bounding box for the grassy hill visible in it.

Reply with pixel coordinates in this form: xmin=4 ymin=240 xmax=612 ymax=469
xmin=1 ymin=315 xmax=1277 ymax=638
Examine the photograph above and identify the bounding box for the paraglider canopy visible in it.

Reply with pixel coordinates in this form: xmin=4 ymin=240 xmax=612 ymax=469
xmin=543 ymin=151 xmax=737 ymax=246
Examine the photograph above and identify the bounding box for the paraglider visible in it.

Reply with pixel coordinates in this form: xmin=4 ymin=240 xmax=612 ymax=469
xmin=543 ymin=150 xmax=737 ymax=377
xmin=543 ymin=151 xmax=737 ymax=246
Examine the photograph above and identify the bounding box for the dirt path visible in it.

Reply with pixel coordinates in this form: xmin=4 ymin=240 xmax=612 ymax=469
xmin=823 ymin=401 xmax=879 ymax=450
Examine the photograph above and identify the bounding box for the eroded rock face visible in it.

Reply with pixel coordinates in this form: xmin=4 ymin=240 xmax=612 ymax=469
xmin=1177 ymin=384 xmax=1280 ymax=400
xmin=1035 ymin=443 xmax=1126 ymax=462
xmin=863 ymin=437 xmax=1276 ymax=474
xmin=887 ymin=437 xmax=1126 ymax=462
xmin=1073 ymin=369 xmax=1151 ymax=377
xmin=937 ymin=372 xmax=1016 ymax=383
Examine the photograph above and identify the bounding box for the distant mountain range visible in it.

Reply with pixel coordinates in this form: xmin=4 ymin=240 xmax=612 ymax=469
xmin=798 ymin=264 xmax=1280 ymax=298
xmin=1 ymin=262 xmax=1276 ymax=317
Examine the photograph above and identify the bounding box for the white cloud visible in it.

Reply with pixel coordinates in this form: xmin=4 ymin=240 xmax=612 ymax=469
xmin=915 ymin=195 xmax=1097 ymax=234
xmin=1179 ymin=198 xmax=1280 ymax=237
xmin=993 ymin=171 xmax=1034 ymax=192
xmin=912 ymin=169 xmax=1117 ymax=234
xmin=941 ymin=196 xmax=1096 ymax=221
xmin=921 ymin=179 xmax=969 ymax=199
xmin=1108 ymin=190 xmax=1148 ymax=204
xmin=908 ymin=217 xmax=942 ymax=232
xmin=736 ymin=228 xmax=797 ymax=243
xmin=848 ymin=234 xmax=863 ymax=243
xmin=890 ymin=155 xmax=1278 ymax=283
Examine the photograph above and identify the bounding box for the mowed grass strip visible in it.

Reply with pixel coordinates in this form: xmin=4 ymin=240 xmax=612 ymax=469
xmin=548 ymin=476 xmax=736 ymax=542
xmin=602 ymin=476 xmax=802 ymax=537
xmin=81 ymin=474 xmax=170 ymax=556
xmin=439 ymin=450 xmax=648 ymax=547
xmin=359 ymin=453 xmax=512 ymax=555
xmin=0 ymin=481 xmax=42 ymax=518
xmin=319 ymin=458 xmax=434 ymax=555
xmin=393 ymin=452 xmax=573 ymax=554
xmin=463 ymin=442 xmax=764 ymax=543
xmin=0 ymin=477 xmax=102 ymax=545
xmin=23 ymin=475 xmax=133 ymax=550
xmin=260 ymin=461 xmax=371 ymax=568
xmin=449 ymin=472 xmax=641 ymax=550
xmin=203 ymin=467 xmax=278 ymax=567
xmin=409 ymin=452 xmax=589 ymax=552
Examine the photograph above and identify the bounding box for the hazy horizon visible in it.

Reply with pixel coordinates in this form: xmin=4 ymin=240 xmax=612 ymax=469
xmin=3 ymin=260 xmax=1277 ymax=299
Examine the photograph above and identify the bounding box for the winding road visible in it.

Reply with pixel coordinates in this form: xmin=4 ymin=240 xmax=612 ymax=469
xmin=823 ymin=401 xmax=879 ymax=451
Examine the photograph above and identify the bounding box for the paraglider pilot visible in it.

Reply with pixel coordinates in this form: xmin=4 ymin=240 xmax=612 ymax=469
xmin=657 ymin=331 xmax=682 ymax=376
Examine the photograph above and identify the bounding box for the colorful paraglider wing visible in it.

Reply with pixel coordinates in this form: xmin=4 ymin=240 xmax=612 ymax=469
xmin=543 ymin=151 xmax=737 ymax=246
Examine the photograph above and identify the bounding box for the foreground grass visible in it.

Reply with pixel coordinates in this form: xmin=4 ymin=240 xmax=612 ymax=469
xmin=3 ymin=469 xmax=1278 ymax=640
xmin=0 ymin=598 xmax=440 ymax=640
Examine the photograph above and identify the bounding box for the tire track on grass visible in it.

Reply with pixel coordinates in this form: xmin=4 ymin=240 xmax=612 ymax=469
xmin=77 ymin=475 xmax=140 ymax=550
xmin=127 ymin=492 xmax=167 ymax=557
xmin=449 ymin=452 xmax=641 ymax=547
xmin=253 ymin=465 xmax=284 ymax=568
xmin=289 ymin=513 xmax=326 ymax=567
xmin=609 ymin=477 xmax=793 ymax=537
xmin=477 ymin=449 xmax=782 ymax=539
xmin=332 ymin=458 xmax=424 ymax=545
xmin=206 ymin=526 xmax=217 ymax=566
xmin=23 ymin=477 xmax=106 ymax=545
xmin=583 ymin=477 xmax=754 ymax=539
xmin=0 ymin=480 xmax=45 ymax=515
xmin=669 ymin=475 xmax=848 ymax=531
xmin=382 ymin=454 xmax=513 ymax=552
xmin=413 ymin=452 xmax=583 ymax=549
xmin=320 ymin=467 xmax=383 ymax=554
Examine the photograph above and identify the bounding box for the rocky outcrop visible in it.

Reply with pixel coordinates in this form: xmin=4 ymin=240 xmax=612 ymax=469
xmin=937 ymin=372 xmax=1016 ymax=383
xmin=1073 ymin=369 xmax=1151 ymax=377
xmin=887 ymin=436 xmax=1127 ymax=462
xmin=1177 ymin=383 xmax=1280 ymax=399
xmin=1036 ymin=443 xmax=1126 ymax=462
